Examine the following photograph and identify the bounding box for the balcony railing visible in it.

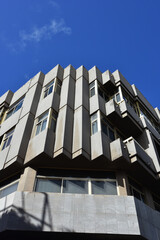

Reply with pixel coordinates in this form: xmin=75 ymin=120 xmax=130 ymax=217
xmin=123 ymin=137 xmax=155 ymax=172
xmin=141 ymin=116 xmax=160 ymax=140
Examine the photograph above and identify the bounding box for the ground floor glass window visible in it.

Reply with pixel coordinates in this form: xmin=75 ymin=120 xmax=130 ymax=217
xmin=35 ymin=171 xmax=117 ymax=196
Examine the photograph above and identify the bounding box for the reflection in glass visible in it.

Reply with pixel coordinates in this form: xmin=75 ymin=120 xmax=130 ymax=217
xmin=36 ymin=179 xmax=61 ymax=193
xmin=63 ymin=180 xmax=88 ymax=194
xmin=92 ymin=181 xmax=117 ymax=195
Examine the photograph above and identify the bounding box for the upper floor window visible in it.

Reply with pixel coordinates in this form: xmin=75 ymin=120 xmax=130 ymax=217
xmin=89 ymin=81 xmax=96 ymax=97
xmin=35 ymin=111 xmax=49 ymax=135
xmin=128 ymin=178 xmax=145 ymax=202
xmin=101 ymin=115 xmax=115 ymax=141
xmin=1 ymin=128 xmax=14 ymax=151
xmin=55 ymin=79 xmax=62 ymax=95
xmin=112 ymin=92 xmax=121 ymax=103
xmin=152 ymin=195 xmax=160 ymax=212
xmin=44 ymin=81 xmax=54 ymax=98
xmin=5 ymin=97 xmax=24 ymax=120
xmin=35 ymin=170 xmax=117 ymax=196
xmin=91 ymin=112 xmax=98 ymax=135
xmin=44 ymin=78 xmax=62 ymax=98
xmin=0 ymin=106 xmax=7 ymax=124
xmin=91 ymin=112 xmax=116 ymax=142
xmin=35 ymin=110 xmax=57 ymax=136
xmin=50 ymin=111 xmax=57 ymax=132
xmin=98 ymin=87 xmax=109 ymax=102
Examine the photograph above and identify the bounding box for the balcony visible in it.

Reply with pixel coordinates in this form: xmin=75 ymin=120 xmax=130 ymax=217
xmin=124 ymin=137 xmax=156 ymax=173
xmin=89 ymin=94 xmax=106 ymax=115
xmin=105 ymin=99 xmax=122 ymax=125
xmin=141 ymin=116 xmax=160 ymax=140
xmin=102 ymin=70 xmax=116 ymax=92
xmin=1 ymin=192 xmax=160 ymax=240
xmin=110 ymin=138 xmax=130 ymax=163
xmin=118 ymin=100 xmax=143 ymax=137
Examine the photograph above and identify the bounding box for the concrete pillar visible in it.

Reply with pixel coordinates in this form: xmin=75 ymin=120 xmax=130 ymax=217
xmin=17 ymin=167 xmax=36 ymax=191
xmin=116 ymin=171 xmax=130 ymax=196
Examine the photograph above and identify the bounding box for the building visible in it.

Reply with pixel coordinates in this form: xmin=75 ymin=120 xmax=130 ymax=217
xmin=0 ymin=65 xmax=160 ymax=240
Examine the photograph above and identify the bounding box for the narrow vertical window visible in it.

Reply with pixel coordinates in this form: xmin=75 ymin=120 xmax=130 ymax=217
xmin=50 ymin=111 xmax=57 ymax=132
xmin=55 ymin=79 xmax=62 ymax=95
xmin=89 ymin=81 xmax=95 ymax=97
xmin=91 ymin=113 xmax=98 ymax=135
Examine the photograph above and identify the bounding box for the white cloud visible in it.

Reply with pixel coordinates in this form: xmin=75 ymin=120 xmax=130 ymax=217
xmin=19 ymin=19 xmax=72 ymax=44
xmin=49 ymin=1 xmax=60 ymax=9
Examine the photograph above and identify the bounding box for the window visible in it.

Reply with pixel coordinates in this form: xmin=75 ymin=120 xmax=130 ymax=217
xmin=152 ymin=195 xmax=160 ymax=212
xmin=35 ymin=111 xmax=49 ymax=135
xmin=91 ymin=112 xmax=98 ymax=135
xmin=0 ymin=175 xmax=19 ymax=199
xmin=129 ymin=178 xmax=145 ymax=202
xmin=98 ymin=87 xmax=109 ymax=102
xmin=35 ymin=110 xmax=57 ymax=136
xmin=44 ymin=81 xmax=54 ymax=98
xmin=89 ymin=81 xmax=109 ymax=102
xmin=116 ymin=130 xmax=125 ymax=141
xmin=111 ymin=91 xmax=121 ymax=103
xmin=89 ymin=81 xmax=96 ymax=97
xmin=5 ymin=97 xmax=24 ymax=120
xmin=101 ymin=116 xmax=115 ymax=141
xmin=0 ymin=181 xmax=18 ymax=199
xmin=91 ymin=180 xmax=117 ymax=195
xmin=55 ymin=79 xmax=62 ymax=95
xmin=50 ymin=111 xmax=57 ymax=132
xmin=35 ymin=171 xmax=117 ymax=195
xmin=0 ymin=107 xmax=7 ymax=124
xmin=1 ymin=128 xmax=14 ymax=150
xmin=44 ymin=78 xmax=62 ymax=98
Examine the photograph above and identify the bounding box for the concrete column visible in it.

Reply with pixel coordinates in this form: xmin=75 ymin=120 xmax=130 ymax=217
xmin=116 ymin=171 xmax=130 ymax=196
xmin=17 ymin=167 xmax=36 ymax=191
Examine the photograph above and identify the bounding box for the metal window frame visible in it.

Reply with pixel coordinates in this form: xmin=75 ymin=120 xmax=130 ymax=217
xmin=0 ymin=128 xmax=14 ymax=151
xmin=5 ymin=97 xmax=24 ymax=120
xmin=35 ymin=111 xmax=49 ymax=136
xmin=0 ymin=179 xmax=19 ymax=199
xmin=35 ymin=175 xmax=118 ymax=195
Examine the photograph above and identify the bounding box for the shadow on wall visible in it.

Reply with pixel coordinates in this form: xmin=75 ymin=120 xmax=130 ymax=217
xmin=0 ymin=192 xmax=54 ymax=232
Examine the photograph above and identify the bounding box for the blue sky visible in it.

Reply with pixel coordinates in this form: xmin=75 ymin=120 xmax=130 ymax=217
xmin=0 ymin=0 xmax=160 ymax=108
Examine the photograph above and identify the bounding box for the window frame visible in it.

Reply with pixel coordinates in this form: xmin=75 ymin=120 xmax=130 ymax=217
xmin=35 ymin=175 xmax=118 ymax=196
xmin=35 ymin=111 xmax=49 ymax=136
xmin=0 ymin=128 xmax=14 ymax=151
xmin=5 ymin=97 xmax=24 ymax=120
xmin=44 ymin=81 xmax=54 ymax=98
xmin=0 ymin=179 xmax=19 ymax=199
xmin=43 ymin=78 xmax=62 ymax=99
xmin=101 ymin=114 xmax=115 ymax=141
xmin=91 ymin=112 xmax=99 ymax=135
xmin=35 ymin=109 xmax=58 ymax=136
xmin=128 ymin=178 xmax=145 ymax=202
xmin=89 ymin=81 xmax=96 ymax=98
xmin=48 ymin=110 xmax=58 ymax=132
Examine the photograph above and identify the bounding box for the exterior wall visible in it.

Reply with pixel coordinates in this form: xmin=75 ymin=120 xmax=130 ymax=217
xmin=0 ymin=65 xmax=160 ymax=240
xmin=1 ymin=192 xmax=160 ymax=240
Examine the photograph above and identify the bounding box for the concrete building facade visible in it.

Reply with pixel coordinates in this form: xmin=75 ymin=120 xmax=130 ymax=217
xmin=0 ymin=65 xmax=160 ymax=240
